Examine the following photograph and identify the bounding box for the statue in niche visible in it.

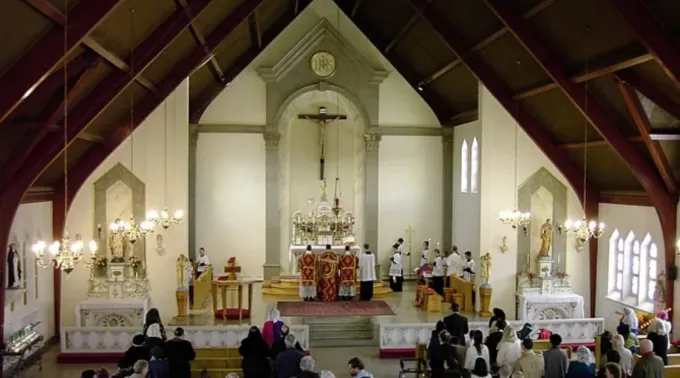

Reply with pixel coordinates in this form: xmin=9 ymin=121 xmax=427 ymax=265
xmin=654 ymin=270 xmax=667 ymax=311
xmin=538 ymin=219 xmax=554 ymax=257
xmin=7 ymin=243 xmax=21 ymax=289
xmin=155 ymin=234 xmax=165 ymax=256
xmin=109 ymin=232 xmax=126 ymax=263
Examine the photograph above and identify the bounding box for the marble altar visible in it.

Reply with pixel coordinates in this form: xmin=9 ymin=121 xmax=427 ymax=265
xmin=288 ymin=244 xmax=360 ymax=274
xmin=75 ymin=299 xmax=149 ymax=327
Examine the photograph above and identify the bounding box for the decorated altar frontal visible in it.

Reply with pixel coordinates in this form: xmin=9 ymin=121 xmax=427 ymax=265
xmin=288 ymin=244 xmax=361 ymax=274
xmin=517 ymin=293 xmax=585 ymax=321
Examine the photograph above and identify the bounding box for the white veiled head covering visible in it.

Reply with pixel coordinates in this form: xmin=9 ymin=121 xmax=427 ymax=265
xmin=576 ymin=345 xmax=593 ymax=364
xmin=648 ymin=318 xmax=671 ymax=336
xmin=225 ymin=374 xmax=240 ymax=378
xmin=502 ymin=325 xmax=518 ymax=343
xmin=267 ymin=308 xmax=281 ymax=323
xmin=300 ymin=356 xmax=315 ymax=372
xmin=622 ymin=307 xmax=639 ymax=329
xmin=319 ymin=371 xmax=336 ymax=378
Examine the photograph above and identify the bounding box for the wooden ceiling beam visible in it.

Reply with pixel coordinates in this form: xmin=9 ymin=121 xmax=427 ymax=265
xmin=617 ymin=70 xmax=680 ymax=122
xmin=558 ymin=134 xmax=680 ymax=149
xmin=4 ymin=0 xmax=215 ymax=210
xmin=600 ymin=190 xmax=653 ymax=207
xmin=450 ymin=109 xmax=478 ymax=126
xmin=64 ymin=0 xmax=264 ymax=206
xmin=350 ymin=0 xmax=364 ymax=18
xmin=617 ymin=79 xmax=677 ymax=194
xmin=420 ymin=0 xmax=555 ymax=87
xmin=607 ymin=0 xmax=680 ymax=90
xmin=190 ymin=2 xmax=309 ymax=123
xmin=22 ymin=0 xmax=157 ymax=93
xmin=178 ymin=0 xmax=226 ymax=85
xmin=384 ymin=0 xmax=434 ymax=54
xmin=248 ymin=10 xmax=262 ymax=50
xmin=514 ymin=51 xmax=653 ymax=100
xmin=0 ymin=0 xmax=122 ymax=126
xmin=484 ymin=0 xmax=677 ymax=314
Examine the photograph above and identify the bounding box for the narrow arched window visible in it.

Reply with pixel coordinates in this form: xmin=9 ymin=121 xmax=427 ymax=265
xmin=471 ymin=138 xmax=479 ymax=193
xmin=461 ymin=139 xmax=468 ymax=193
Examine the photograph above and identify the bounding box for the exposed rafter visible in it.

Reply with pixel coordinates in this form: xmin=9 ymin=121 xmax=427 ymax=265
xmin=0 ymin=0 xmax=122 ymax=125
xmin=248 ymin=9 xmax=262 ymax=49
xmin=514 ymin=50 xmax=653 ymax=100
xmin=617 ymin=70 xmax=680 ymax=122
xmin=350 ymin=0 xmax=364 ymax=18
xmin=420 ymin=0 xmax=555 ymax=88
xmin=178 ymin=0 xmax=226 ymax=85
xmin=607 ymin=0 xmax=680 ymax=90
xmin=384 ymin=0 xmax=434 ymax=54
xmin=63 ymin=0 xmax=265 ymax=205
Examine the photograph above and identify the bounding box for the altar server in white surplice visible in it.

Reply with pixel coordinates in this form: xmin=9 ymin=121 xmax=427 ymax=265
xmin=196 ymin=247 xmax=211 ymax=277
xmin=463 ymin=251 xmax=476 ymax=282
xmin=420 ymin=240 xmax=430 ymax=267
xmin=389 ymin=244 xmax=403 ymax=292
xmin=431 ymin=249 xmax=445 ymax=297
xmin=446 ymin=246 xmax=463 ymax=285
xmin=358 ymin=243 xmax=376 ymax=301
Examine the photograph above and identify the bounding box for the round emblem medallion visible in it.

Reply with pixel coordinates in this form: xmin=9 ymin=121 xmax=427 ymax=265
xmin=310 ymin=51 xmax=336 ymax=79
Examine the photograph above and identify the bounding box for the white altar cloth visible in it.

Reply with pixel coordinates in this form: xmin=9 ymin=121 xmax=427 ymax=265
xmin=75 ymin=299 xmax=149 ymax=327
xmin=288 ymin=244 xmax=361 ymax=274
xmin=517 ymin=293 xmax=584 ymax=321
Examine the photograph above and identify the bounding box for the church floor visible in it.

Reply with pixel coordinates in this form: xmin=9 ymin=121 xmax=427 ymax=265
xmin=169 ymin=281 xmax=485 ymax=326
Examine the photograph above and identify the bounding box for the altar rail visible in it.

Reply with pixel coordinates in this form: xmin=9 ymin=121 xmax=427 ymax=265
xmin=379 ymin=318 xmax=605 ymax=358
xmin=58 ymin=325 xmax=309 ymax=362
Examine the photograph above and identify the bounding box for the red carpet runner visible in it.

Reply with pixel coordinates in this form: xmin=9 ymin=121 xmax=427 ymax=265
xmin=277 ymin=300 xmax=395 ymax=317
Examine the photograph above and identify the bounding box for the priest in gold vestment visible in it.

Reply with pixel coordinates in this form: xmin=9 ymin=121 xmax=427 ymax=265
xmin=338 ymin=245 xmax=357 ymax=300
xmin=317 ymin=244 xmax=339 ymax=302
xmin=299 ymin=245 xmax=317 ymax=301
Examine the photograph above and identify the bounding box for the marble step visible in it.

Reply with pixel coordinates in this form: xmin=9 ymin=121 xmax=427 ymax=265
xmin=304 ymin=316 xmax=372 ymax=325
xmin=191 ymin=368 xmax=241 ymax=378
xmin=263 ymin=285 xmax=391 ymax=297
xmin=308 ymin=322 xmax=373 ymax=332
xmin=309 ymin=329 xmax=373 ymax=340
xmin=309 ymin=338 xmax=378 ymax=348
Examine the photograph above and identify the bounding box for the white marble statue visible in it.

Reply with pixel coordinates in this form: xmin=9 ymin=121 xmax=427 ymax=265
xmin=155 ymin=234 xmax=165 ymax=256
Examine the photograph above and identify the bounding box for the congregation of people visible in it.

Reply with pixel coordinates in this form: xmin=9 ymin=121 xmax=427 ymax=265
xmin=427 ymin=305 xmax=671 ymax=378
xmin=81 ymin=308 xmax=374 ymax=378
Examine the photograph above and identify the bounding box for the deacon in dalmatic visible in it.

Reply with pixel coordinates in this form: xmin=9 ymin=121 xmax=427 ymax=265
xmin=338 ymin=245 xmax=357 ymax=301
xmin=298 ymin=245 xmax=318 ymax=301
xmin=317 ymin=244 xmax=339 ymax=302
xmin=358 ymin=244 xmax=376 ymax=301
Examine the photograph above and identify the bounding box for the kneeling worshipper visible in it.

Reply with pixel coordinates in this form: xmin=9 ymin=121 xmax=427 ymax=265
xmin=389 ymin=244 xmax=404 ymax=292
xmin=318 ymin=245 xmax=339 ymax=302
xmin=358 ymin=244 xmax=376 ymax=301
xmin=339 ymin=245 xmax=357 ymax=300
xmin=262 ymin=308 xmax=284 ymax=348
xmin=299 ymin=245 xmax=318 ymax=301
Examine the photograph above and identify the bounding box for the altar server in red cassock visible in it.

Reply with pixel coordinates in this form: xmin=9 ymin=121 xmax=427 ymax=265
xmin=298 ymin=245 xmax=317 ymax=301
xmin=338 ymin=245 xmax=357 ymax=300
xmin=317 ymin=244 xmax=339 ymax=302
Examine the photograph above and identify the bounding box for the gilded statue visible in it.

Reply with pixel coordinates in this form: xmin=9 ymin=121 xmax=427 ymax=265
xmin=480 ymin=252 xmax=491 ymax=285
xmin=176 ymin=254 xmax=192 ymax=290
xmin=109 ymin=232 xmax=126 ymax=263
xmin=538 ymin=219 xmax=553 ymax=257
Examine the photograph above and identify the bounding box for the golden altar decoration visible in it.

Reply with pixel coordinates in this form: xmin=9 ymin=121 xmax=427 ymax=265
xmin=224 ymin=257 xmax=241 ymax=281
xmin=291 ymin=180 xmax=355 ymax=245
xmin=478 ymin=252 xmax=493 ymax=317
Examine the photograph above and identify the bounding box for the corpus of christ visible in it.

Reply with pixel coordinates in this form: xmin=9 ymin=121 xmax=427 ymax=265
xmin=1 ymin=0 xmax=678 ymax=377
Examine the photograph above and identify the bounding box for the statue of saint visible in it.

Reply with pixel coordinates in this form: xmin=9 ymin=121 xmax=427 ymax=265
xmin=480 ymin=252 xmax=491 ymax=285
xmin=538 ymin=219 xmax=554 ymax=257
xmin=109 ymin=233 xmax=126 ymax=263
xmin=155 ymin=234 xmax=165 ymax=256
xmin=654 ymin=270 xmax=667 ymax=310
xmin=7 ymin=243 xmax=21 ymax=289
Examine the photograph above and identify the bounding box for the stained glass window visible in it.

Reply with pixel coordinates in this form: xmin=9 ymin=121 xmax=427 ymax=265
xmin=471 ymin=138 xmax=479 ymax=193
xmin=461 ymin=140 xmax=468 ymax=193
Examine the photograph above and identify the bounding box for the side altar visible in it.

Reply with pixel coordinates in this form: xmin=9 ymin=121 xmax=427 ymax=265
xmin=515 ymin=220 xmax=584 ymax=321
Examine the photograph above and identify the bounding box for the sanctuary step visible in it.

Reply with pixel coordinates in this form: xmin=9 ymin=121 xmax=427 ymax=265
xmin=304 ymin=317 xmax=376 ymax=348
xmin=191 ymin=348 xmax=242 ymax=378
xmin=262 ymin=275 xmax=392 ymax=298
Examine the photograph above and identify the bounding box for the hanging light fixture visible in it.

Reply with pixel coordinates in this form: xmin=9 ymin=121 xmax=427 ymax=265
xmin=499 ymin=61 xmax=531 ymax=233
xmin=563 ymin=29 xmax=604 ymax=242
xmin=32 ymin=4 xmax=97 ymax=274
xmin=109 ymin=8 xmax=154 ymax=242
xmin=145 ymin=96 xmax=183 ymax=229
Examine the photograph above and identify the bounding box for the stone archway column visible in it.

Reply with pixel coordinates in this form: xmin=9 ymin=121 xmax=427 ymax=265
xmin=188 ymin=126 xmax=198 ymax=260
xmin=364 ymin=134 xmax=381 ymax=267
xmin=263 ymin=131 xmax=281 ymax=279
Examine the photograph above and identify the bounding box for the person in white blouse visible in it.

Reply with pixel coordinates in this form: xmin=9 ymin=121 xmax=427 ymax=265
xmin=496 ymin=325 xmax=522 ymax=368
xmin=196 ymin=247 xmax=211 ymax=277
xmin=465 ymin=330 xmax=490 ymax=371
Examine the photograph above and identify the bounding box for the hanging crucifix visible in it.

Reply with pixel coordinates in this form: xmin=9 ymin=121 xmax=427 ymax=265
xmin=298 ymin=106 xmax=347 ymax=180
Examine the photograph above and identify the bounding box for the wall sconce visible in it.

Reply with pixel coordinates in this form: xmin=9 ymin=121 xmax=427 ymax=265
xmin=499 ymin=236 xmax=508 ymax=253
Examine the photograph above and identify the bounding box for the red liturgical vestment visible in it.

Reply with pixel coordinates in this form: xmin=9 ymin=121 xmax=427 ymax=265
xmin=339 ymin=253 xmax=357 ymax=285
xmin=299 ymin=253 xmax=317 ymax=284
xmin=317 ymin=251 xmax=338 ymax=302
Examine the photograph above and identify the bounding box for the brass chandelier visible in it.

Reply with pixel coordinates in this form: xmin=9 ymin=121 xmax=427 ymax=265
xmin=32 ymin=7 xmax=97 ymax=274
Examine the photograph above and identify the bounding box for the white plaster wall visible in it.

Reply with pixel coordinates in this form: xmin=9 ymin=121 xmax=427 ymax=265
xmin=195 ymin=133 xmax=266 ymax=280
xmin=453 ymin=121 xmax=481 ymax=255
xmin=5 ymin=202 xmax=54 ymax=339
xmin=199 ymin=0 xmax=438 ymax=128
xmin=596 ymin=204 xmax=664 ymax=330
xmin=479 ymin=85 xmax=588 ymax=318
xmin=378 ymin=136 xmax=443 ymax=277
xmin=62 ymin=80 xmax=189 ymax=326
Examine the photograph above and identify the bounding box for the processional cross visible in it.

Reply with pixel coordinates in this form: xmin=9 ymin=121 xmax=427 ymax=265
xmin=405 ymin=225 xmax=416 ymax=276
xmin=298 ymin=106 xmax=347 ymax=180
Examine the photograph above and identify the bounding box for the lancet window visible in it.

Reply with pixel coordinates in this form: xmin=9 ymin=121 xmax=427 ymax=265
xmin=471 ymin=138 xmax=479 ymax=193
xmin=461 ymin=140 xmax=468 ymax=193
xmin=608 ymin=229 xmax=660 ymax=310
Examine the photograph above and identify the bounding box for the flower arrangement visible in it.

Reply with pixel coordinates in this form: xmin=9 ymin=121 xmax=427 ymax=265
xmin=93 ymin=257 xmax=107 ymax=268
xmin=555 ymin=271 xmax=569 ymax=279
xmin=129 ymin=256 xmax=141 ymax=269
xmin=527 ymin=272 xmax=539 ymax=279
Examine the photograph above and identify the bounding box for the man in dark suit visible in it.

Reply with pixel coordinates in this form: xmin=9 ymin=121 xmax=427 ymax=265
xmin=443 ymin=303 xmax=468 ymax=346
xmin=164 ymin=327 xmax=196 ymax=378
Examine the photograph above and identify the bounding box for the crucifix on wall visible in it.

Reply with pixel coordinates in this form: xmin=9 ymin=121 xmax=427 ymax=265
xmin=298 ymin=106 xmax=347 ymax=180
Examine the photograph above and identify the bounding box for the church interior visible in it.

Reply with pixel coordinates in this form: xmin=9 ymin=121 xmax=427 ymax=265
xmin=1 ymin=0 xmax=680 ymax=376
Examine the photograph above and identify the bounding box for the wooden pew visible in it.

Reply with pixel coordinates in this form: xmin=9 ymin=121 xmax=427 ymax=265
xmin=192 ymin=265 xmax=213 ymax=311
xmin=448 ymin=275 xmax=474 ymax=312
xmin=665 ymin=365 xmax=680 ymax=378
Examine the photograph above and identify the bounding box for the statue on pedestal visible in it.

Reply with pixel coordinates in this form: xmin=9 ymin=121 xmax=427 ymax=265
xmin=538 ymin=219 xmax=554 ymax=257
xmin=480 ymin=252 xmax=491 ymax=286
xmin=109 ymin=233 xmax=126 ymax=263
